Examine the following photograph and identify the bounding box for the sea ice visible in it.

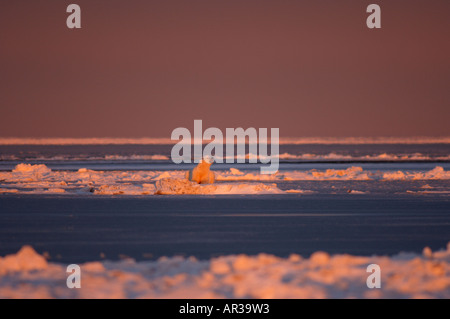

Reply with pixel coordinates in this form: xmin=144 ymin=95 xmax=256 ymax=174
xmin=1 ymin=244 xmax=449 ymax=298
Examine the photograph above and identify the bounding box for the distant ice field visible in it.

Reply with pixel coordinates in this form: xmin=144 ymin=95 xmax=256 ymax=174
xmin=0 ymin=143 xmax=449 ymax=164
xmin=1 ymin=143 xmax=449 ymax=196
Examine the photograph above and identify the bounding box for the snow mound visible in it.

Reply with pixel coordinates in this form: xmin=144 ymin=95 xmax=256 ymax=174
xmin=77 ymin=168 xmax=95 ymax=173
xmin=1 ymin=244 xmax=450 ymax=298
xmin=0 ymin=189 xmax=19 ymax=193
xmin=13 ymin=163 xmax=51 ymax=174
xmin=216 ymin=169 xmax=277 ymax=181
xmin=155 ymin=178 xmax=283 ymax=195
xmin=0 ymin=246 xmax=48 ymax=275
xmin=94 ymin=184 xmax=156 ymax=195
xmin=347 ymin=190 xmax=367 ymax=194
xmin=285 ymin=189 xmax=315 ymax=194
xmin=282 ymin=166 xmax=370 ymax=181
xmin=383 ymin=166 xmax=450 ymax=180
xmin=153 ymin=171 xmax=173 ymax=181
xmin=229 ymin=168 xmax=244 ymax=175
xmin=10 ymin=164 xmax=52 ymax=181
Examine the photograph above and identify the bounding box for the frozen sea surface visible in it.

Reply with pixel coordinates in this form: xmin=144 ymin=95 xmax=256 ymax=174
xmin=0 ymin=193 xmax=449 ymax=263
xmin=0 ymin=142 xmax=449 ymax=263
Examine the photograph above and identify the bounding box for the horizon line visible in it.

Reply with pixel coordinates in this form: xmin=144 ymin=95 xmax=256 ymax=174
xmin=0 ymin=136 xmax=450 ymax=145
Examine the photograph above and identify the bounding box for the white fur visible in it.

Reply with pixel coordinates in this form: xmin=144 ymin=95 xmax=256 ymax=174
xmin=186 ymin=159 xmax=215 ymax=184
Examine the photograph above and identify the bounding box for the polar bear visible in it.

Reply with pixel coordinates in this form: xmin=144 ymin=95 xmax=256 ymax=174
xmin=186 ymin=156 xmax=215 ymax=184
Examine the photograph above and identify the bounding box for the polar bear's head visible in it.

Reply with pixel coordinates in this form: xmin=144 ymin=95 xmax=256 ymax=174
xmin=202 ymin=155 xmax=214 ymax=165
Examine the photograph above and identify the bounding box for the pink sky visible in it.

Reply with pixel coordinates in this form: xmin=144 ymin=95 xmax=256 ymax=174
xmin=1 ymin=1 xmax=449 ymax=138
